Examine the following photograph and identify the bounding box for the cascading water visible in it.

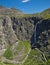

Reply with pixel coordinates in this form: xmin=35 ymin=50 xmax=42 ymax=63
xmin=34 ymin=23 xmax=37 ymax=44
xmin=31 ymin=22 xmax=39 ymax=48
xmin=31 ymin=23 xmax=37 ymax=48
xmin=34 ymin=22 xmax=39 ymax=44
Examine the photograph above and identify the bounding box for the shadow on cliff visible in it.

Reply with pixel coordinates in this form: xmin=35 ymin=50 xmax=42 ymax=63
xmin=30 ymin=18 xmax=50 ymax=49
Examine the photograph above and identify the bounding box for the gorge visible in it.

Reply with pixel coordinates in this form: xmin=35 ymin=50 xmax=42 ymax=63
xmin=0 ymin=6 xmax=50 ymax=65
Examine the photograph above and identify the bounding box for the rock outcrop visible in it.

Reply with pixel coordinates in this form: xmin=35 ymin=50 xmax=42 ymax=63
xmin=0 ymin=16 xmax=18 ymax=50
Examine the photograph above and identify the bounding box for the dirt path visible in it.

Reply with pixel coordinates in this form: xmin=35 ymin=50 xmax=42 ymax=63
xmin=35 ymin=48 xmax=47 ymax=62
xmin=1 ymin=48 xmax=31 ymax=64
xmin=21 ymin=48 xmax=31 ymax=64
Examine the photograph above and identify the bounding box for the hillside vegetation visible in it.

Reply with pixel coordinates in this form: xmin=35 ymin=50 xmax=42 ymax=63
xmin=33 ymin=8 xmax=50 ymax=19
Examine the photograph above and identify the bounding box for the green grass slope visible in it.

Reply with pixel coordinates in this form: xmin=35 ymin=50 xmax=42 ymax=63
xmin=33 ymin=8 xmax=50 ymax=19
xmin=23 ymin=49 xmax=50 ymax=65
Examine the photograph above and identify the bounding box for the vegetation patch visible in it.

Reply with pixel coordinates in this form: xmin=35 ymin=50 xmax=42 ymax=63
xmin=4 ymin=46 xmax=13 ymax=60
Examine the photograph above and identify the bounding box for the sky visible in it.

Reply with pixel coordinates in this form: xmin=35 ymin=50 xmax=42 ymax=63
xmin=0 ymin=0 xmax=50 ymax=14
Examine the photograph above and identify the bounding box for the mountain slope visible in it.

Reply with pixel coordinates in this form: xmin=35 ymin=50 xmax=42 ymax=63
xmin=0 ymin=6 xmax=24 ymax=17
xmin=0 ymin=6 xmax=50 ymax=65
xmin=33 ymin=8 xmax=50 ymax=19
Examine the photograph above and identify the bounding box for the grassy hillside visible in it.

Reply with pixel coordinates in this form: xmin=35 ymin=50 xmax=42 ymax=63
xmin=40 ymin=8 xmax=50 ymax=19
xmin=33 ymin=8 xmax=50 ymax=19
xmin=16 ymin=8 xmax=50 ymax=19
xmin=23 ymin=49 xmax=50 ymax=65
xmin=0 ymin=7 xmax=50 ymax=19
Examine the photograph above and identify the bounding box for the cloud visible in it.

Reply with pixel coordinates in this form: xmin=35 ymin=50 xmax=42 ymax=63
xmin=22 ymin=0 xmax=30 ymax=3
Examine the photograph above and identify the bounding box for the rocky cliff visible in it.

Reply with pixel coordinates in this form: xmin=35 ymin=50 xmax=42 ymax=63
xmin=0 ymin=16 xmax=50 ymax=46
xmin=0 ymin=6 xmax=50 ymax=65
xmin=0 ymin=16 xmax=18 ymax=50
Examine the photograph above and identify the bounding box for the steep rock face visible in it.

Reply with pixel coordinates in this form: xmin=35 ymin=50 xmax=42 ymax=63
xmin=0 ymin=16 xmax=50 ymax=42
xmin=37 ymin=19 xmax=50 ymax=51
xmin=31 ymin=19 xmax=50 ymax=45
xmin=11 ymin=17 xmax=34 ymax=41
xmin=0 ymin=16 xmax=38 ymax=49
xmin=0 ymin=16 xmax=18 ymax=50
xmin=0 ymin=16 xmax=50 ymax=49
xmin=37 ymin=19 xmax=50 ymax=37
xmin=11 ymin=17 xmax=43 ymax=41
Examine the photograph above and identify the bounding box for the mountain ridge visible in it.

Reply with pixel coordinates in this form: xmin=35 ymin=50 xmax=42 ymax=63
xmin=33 ymin=8 xmax=50 ymax=19
xmin=0 ymin=6 xmax=50 ymax=18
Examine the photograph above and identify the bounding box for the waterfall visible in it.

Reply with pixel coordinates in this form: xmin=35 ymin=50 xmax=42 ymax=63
xmin=34 ymin=25 xmax=36 ymax=43
xmin=31 ymin=23 xmax=37 ymax=48
xmin=34 ymin=23 xmax=38 ymax=44
xmin=31 ymin=22 xmax=39 ymax=48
